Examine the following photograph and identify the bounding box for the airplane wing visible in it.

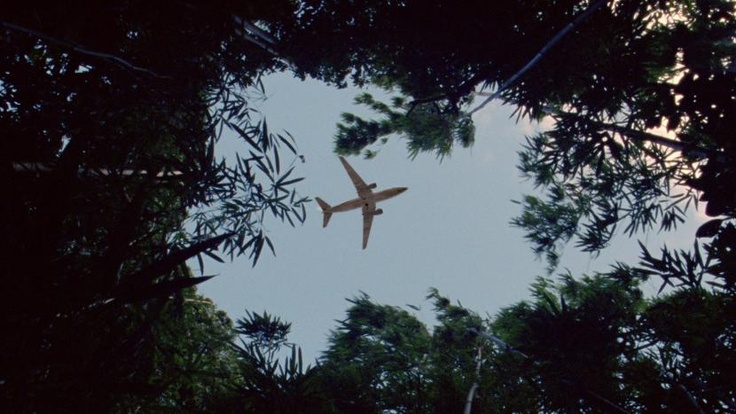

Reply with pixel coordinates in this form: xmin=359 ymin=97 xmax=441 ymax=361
xmin=361 ymin=202 xmax=375 ymax=249
xmin=339 ymin=156 xmax=371 ymax=197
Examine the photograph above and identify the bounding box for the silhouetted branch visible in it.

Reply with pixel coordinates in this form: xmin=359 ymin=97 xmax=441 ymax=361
xmin=1 ymin=20 xmax=168 ymax=78
xmin=469 ymin=0 xmax=608 ymax=115
xmin=544 ymin=107 xmax=722 ymax=161
xmin=13 ymin=162 xmax=185 ymax=179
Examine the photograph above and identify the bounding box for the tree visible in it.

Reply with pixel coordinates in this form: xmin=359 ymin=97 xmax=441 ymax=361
xmin=318 ymin=293 xmax=433 ymax=413
xmin=1 ymin=2 xmax=307 ymax=410
xmin=316 ymin=291 xmax=532 ymax=414
xmin=310 ymin=275 xmax=734 ymax=413
xmin=491 ymin=269 xmax=736 ymax=413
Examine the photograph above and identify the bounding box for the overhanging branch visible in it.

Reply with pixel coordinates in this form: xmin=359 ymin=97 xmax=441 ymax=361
xmin=1 ymin=20 xmax=168 ymax=78
xmin=469 ymin=0 xmax=609 ymax=115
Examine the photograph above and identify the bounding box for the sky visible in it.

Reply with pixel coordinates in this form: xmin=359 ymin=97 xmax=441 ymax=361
xmin=197 ymin=72 xmax=703 ymax=363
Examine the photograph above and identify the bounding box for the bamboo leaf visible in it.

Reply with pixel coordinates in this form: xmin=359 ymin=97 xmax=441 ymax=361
xmin=127 ymin=232 xmax=234 ymax=283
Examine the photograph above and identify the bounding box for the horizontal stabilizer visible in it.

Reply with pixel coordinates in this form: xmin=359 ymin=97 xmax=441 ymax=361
xmin=315 ymin=197 xmax=333 ymax=227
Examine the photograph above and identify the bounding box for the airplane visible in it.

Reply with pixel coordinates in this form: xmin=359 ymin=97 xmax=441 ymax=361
xmin=316 ymin=156 xmax=407 ymax=249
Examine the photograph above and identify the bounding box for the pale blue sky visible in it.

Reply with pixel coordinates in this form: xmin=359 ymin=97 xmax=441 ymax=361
xmin=197 ymin=72 xmax=702 ymax=362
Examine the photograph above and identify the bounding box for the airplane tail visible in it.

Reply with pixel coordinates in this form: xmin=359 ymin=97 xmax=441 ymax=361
xmin=315 ymin=197 xmax=333 ymax=227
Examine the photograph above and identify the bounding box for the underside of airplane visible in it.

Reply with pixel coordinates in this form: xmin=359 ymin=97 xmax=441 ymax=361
xmin=316 ymin=156 xmax=407 ymax=249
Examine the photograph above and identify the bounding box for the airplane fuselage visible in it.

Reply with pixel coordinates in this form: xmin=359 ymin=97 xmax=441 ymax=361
xmin=329 ymin=187 xmax=408 ymax=212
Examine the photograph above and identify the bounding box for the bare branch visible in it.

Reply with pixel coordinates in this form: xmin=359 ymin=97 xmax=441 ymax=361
xmin=463 ymin=347 xmax=484 ymax=414
xmin=468 ymin=328 xmax=528 ymax=358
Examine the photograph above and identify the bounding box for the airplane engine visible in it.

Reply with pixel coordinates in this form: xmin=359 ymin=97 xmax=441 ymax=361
xmin=373 ymin=209 xmax=384 ymax=215
xmin=368 ymin=183 xmax=377 ymax=189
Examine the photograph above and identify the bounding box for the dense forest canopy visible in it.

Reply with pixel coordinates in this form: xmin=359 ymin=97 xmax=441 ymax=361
xmin=1 ymin=0 xmax=734 ymax=412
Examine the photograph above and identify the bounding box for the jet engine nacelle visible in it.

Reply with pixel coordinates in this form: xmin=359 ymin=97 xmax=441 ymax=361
xmin=368 ymin=183 xmax=377 ymax=189
xmin=373 ymin=209 xmax=384 ymax=216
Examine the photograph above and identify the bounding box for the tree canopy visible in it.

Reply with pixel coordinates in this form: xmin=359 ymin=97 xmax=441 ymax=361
xmin=2 ymin=0 xmax=735 ymax=412
xmin=263 ymin=0 xmax=736 ymax=273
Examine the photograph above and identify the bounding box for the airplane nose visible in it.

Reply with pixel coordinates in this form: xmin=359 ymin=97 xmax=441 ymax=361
xmin=398 ymin=187 xmax=408 ymax=193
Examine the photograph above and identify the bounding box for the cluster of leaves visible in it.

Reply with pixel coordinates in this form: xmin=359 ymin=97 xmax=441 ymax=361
xmin=491 ymin=270 xmax=736 ymax=413
xmin=186 ymin=94 xmax=309 ymax=266
xmin=221 ymin=311 xmax=332 ymax=414
xmin=335 ymin=93 xmax=474 ymax=159
xmin=114 ymin=289 xmax=242 ymax=413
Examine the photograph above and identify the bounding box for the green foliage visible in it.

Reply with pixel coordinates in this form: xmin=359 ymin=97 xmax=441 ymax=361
xmin=637 ymin=287 xmax=736 ymax=413
xmin=224 ymin=311 xmax=332 ymax=414
xmin=236 ymin=311 xmax=293 ymax=356
xmin=115 ymin=289 xmax=241 ymax=413
xmin=190 ymin=276 xmax=731 ymax=413
xmin=510 ymin=1 xmax=735 ymax=271
xmin=493 ymin=274 xmax=644 ymax=412
xmin=319 ymin=293 xmax=433 ymax=413
xmin=335 ymin=93 xmax=474 ymax=159
xmin=318 ymin=291 xmax=519 ymax=414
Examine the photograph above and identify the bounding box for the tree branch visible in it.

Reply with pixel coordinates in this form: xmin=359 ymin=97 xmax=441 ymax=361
xmin=468 ymin=328 xmax=528 ymax=358
xmin=469 ymin=0 xmax=609 ymax=115
xmin=545 ymin=107 xmax=723 ymax=161
xmin=463 ymin=347 xmax=483 ymax=414
xmin=13 ymin=162 xmax=184 ymax=179
xmin=0 ymin=20 xmax=169 ymax=78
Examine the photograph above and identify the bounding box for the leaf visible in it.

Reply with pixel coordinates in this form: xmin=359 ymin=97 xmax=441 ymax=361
xmin=695 ymin=218 xmax=723 ymax=238
xmin=261 ymin=119 xmax=270 ymax=151
xmin=227 ymin=120 xmax=260 ymax=150
xmin=277 ymin=131 xmax=297 ymax=154
xmin=273 ymin=142 xmax=281 ymax=174
xmin=127 ymin=232 xmax=234 ymax=283
xmin=278 ymin=177 xmax=305 ymax=187
xmin=275 ymin=167 xmax=296 ymax=187
xmin=203 ymin=249 xmax=225 ymax=263
xmin=250 ymin=151 xmax=273 ymax=180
